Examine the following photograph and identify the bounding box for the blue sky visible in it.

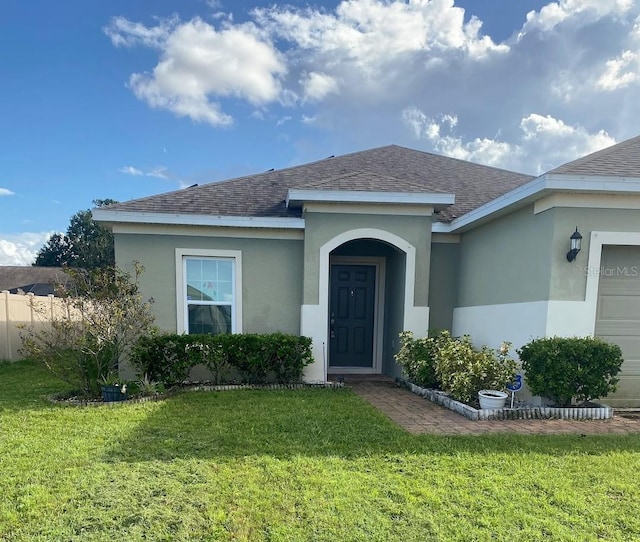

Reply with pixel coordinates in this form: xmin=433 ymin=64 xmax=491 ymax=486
xmin=1 ymin=0 xmax=639 ymax=264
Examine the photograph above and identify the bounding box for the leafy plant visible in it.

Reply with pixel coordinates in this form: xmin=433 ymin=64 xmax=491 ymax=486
xmin=394 ymin=331 xmax=440 ymax=389
xmin=433 ymin=331 xmax=516 ymax=404
xmin=131 ymin=332 xmax=314 ymax=385
xmin=20 ymin=263 xmax=155 ymax=397
xmin=518 ymin=336 xmax=624 ymax=405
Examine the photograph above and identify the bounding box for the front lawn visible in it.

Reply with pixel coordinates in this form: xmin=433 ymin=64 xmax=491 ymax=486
xmin=1 ymin=360 xmax=640 ymax=541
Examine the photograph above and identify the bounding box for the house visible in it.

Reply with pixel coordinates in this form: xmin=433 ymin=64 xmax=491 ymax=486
xmin=93 ymin=136 xmax=640 ymax=406
xmin=0 ymin=266 xmax=71 ymax=296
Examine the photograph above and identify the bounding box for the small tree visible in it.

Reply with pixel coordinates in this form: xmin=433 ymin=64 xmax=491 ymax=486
xmin=33 ymin=199 xmax=117 ymax=269
xmin=518 ymin=336 xmax=624 ymax=405
xmin=20 ymin=263 xmax=155 ymax=396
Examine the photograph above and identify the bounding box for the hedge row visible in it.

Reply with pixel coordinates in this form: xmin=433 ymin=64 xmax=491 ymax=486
xmin=131 ymin=333 xmax=314 ymax=385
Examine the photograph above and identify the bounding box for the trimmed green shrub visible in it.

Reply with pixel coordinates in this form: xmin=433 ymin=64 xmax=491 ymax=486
xmin=433 ymin=331 xmax=517 ymax=404
xmin=131 ymin=334 xmax=194 ymax=385
xmin=394 ymin=331 xmax=440 ymax=389
xmin=131 ymin=332 xmax=314 ymax=385
xmin=518 ymin=336 xmax=624 ymax=405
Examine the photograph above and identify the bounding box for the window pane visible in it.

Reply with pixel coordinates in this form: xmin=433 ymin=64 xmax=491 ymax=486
xmin=188 ymin=304 xmax=232 ymax=335
xmin=202 ymin=259 xmax=218 ymax=280
xmin=218 ymin=260 xmax=233 ymax=282
xmin=217 ymin=280 xmax=233 ymax=302
xmin=186 ymin=259 xmax=201 ymax=281
xmin=187 ymin=281 xmax=212 ymax=301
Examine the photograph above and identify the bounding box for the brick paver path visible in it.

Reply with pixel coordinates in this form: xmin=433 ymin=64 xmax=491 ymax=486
xmin=346 ymin=377 xmax=640 ymax=435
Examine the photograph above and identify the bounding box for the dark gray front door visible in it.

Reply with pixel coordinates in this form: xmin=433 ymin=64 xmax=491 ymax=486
xmin=329 ymin=264 xmax=376 ymax=368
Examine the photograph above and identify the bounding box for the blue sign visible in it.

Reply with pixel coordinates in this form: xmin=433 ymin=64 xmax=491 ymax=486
xmin=506 ymin=374 xmax=523 ymax=392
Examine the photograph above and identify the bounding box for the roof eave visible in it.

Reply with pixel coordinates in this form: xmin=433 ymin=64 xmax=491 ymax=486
xmin=286 ymin=189 xmax=455 ymax=210
xmin=434 ymin=172 xmax=640 ymax=234
xmin=92 ymin=209 xmax=305 ymax=230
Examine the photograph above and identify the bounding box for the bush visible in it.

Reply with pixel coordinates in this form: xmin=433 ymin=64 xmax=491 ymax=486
xmin=20 ymin=263 xmax=155 ymax=397
xmin=518 ymin=336 xmax=624 ymax=405
xmin=394 ymin=331 xmax=440 ymax=389
xmin=433 ymin=331 xmax=517 ymax=404
xmin=131 ymin=334 xmax=194 ymax=386
xmin=131 ymin=332 xmax=314 ymax=385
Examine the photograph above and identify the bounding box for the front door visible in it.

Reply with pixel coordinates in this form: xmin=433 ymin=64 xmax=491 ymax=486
xmin=329 ymin=264 xmax=376 ymax=368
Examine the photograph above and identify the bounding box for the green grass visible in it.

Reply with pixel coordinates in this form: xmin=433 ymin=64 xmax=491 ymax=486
xmin=1 ymin=360 xmax=640 ymax=541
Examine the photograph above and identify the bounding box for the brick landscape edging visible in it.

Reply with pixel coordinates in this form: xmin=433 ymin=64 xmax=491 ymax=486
xmin=396 ymin=378 xmax=613 ymax=421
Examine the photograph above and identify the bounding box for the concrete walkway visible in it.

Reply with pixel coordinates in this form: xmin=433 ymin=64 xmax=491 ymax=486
xmin=344 ymin=376 xmax=640 ymax=435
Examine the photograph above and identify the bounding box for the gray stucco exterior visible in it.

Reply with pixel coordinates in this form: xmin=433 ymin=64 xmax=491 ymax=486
xmin=98 ymin=135 xmax=640 ymax=403
xmin=115 ymin=231 xmax=304 ymax=335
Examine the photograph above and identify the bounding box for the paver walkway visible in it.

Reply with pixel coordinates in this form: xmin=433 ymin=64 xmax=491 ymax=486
xmin=344 ymin=376 xmax=640 ymax=435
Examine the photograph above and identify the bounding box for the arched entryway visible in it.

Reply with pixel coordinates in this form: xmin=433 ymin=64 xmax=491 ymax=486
xmin=301 ymin=228 xmax=429 ymax=381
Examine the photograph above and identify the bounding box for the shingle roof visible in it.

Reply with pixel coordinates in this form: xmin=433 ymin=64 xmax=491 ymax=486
xmin=549 ymin=135 xmax=640 ymax=177
xmin=102 ymin=145 xmax=535 ymax=223
xmin=0 ymin=266 xmax=71 ymax=295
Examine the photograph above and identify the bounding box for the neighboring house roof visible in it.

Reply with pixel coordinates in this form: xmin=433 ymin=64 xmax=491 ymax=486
xmin=549 ymin=135 xmax=640 ymax=177
xmin=0 ymin=266 xmax=71 ymax=296
xmin=100 ymin=145 xmax=535 ymax=223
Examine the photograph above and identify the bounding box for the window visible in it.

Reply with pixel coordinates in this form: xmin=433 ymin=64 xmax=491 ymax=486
xmin=176 ymin=249 xmax=242 ymax=335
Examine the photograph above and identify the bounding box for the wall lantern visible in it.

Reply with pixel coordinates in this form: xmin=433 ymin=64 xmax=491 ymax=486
xmin=566 ymin=227 xmax=582 ymax=262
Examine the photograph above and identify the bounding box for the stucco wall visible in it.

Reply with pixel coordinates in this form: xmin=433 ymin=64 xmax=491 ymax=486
xmin=302 ymin=211 xmax=432 ymax=306
xmin=548 ymin=207 xmax=640 ymax=301
xmin=114 ymin=232 xmax=304 ymax=335
xmin=428 ymin=241 xmax=459 ymax=331
xmin=457 ymin=205 xmax=554 ymax=307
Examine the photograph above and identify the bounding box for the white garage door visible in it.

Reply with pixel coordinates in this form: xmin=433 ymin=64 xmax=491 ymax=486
xmin=595 ymin=245 xmax=640 ymax=407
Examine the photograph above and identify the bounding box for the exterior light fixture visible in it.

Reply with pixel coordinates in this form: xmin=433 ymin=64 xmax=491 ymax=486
xmin=566 ymin=227 xmax=582 ymax=262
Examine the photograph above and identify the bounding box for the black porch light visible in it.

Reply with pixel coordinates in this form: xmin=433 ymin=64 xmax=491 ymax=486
xmin=566 ymin=227 xmax=582 ymax=262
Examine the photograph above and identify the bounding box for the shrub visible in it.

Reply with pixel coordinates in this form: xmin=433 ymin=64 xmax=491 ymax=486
xmin=20 ymin=263 xmax=155 ymax=397
xmin=131 ymin=334 xmax=194 ymax=386
xmin=433 ymin=331 xmax=516 ymax=404
xmin=394 ymin=331 xmax=440 ymax=389
xmin=518 ymin=336 xmax=624 ymax=405
xmin=131 ymin=332 xmax=314 ymax=385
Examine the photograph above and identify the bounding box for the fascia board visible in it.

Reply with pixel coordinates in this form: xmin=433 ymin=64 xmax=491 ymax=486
xmin=92 ymin=209 xmax=305 ymax=229
xmin=286 ymin=189 xmax=455 ymax=208
xmin=432 ymin=172 xmax=640 ymax=234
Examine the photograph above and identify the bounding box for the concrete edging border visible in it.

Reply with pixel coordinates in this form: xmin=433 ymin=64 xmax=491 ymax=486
xmin=396 ymin=378 xmax=613 ymax=421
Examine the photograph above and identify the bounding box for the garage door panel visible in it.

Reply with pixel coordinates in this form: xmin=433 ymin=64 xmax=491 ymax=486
xmin=596 ymin=322 xmax=640 ymax=335
xmin=598 ymin=278 xmax=640 ymax=295
xmin=595 ymin=246 xmax=640 ymax=407
xmin=597 ymin=296 xmax=640 ymax=320
xmin=602 ymin=377 xmax=640 ymax=407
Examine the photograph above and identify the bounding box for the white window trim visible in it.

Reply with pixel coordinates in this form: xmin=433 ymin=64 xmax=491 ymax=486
xmin=175 ymin=248 xmax=243 ymax=334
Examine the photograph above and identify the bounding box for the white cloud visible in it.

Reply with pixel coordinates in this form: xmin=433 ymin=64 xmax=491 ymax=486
xmin=104 ymin=15 xmax=177 ymax=48
xmin=119 ymin=164 xmax=187 ymax=189
xmin=300 ymin=72 xmax=339 ymax=102
xmin=521 ymin=0 xmax=634 ymax=35
xmin=254 ymin=0 xmax=507 ymax=70
xmin=403 ymin=109 xmax=615 ymax=174
xmin=106 ymin=1 xmax=640 ymax=171
xmin=119 ymin=166 xmax=144 ymax=176
xmin=106 ymin=16 xmax=286 ymax=126
xmin=0 ymin=232 xmax=55 ymax=266
xmin=0 ymin=188 xmax=14 ymax=196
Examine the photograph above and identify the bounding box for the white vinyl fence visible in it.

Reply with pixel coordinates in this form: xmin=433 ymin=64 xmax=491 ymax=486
xmin=0 ymin=291 xmax=75 ymax=361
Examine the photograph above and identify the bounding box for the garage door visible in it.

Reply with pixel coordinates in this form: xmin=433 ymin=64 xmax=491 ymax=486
xmin=595 ymin=245 xmax=640 ymax=407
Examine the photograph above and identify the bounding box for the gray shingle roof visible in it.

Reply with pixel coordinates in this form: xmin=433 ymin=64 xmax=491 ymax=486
xmin=0 ymin=266 xmax=71 ymax=295
xmin=549 ymin=135 xmax=640 ymax=177
xmin=103 ymin=145 xmax=535 ymax=223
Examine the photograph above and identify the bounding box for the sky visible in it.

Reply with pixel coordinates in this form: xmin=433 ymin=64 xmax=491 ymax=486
xmin=1 ymin=0 xmax=639 ymax=265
